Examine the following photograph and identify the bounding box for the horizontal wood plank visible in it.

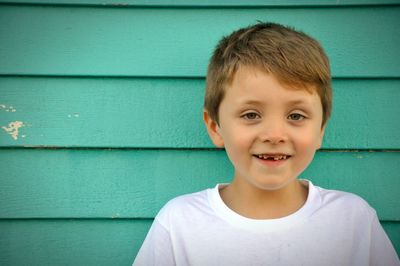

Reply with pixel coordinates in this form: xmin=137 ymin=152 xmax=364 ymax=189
xmin=0 ymin=219 xmax=398 ymax=265
xmin=0 ymin=219 xmax=150 ymax=266
xmin=1 ymin=0 xmax=400 ymax=6
xmin=0 ymin=6 xmax=399 ymax=77
xmin=0 ymin=149 xmax=398 ymax=220
xmin=0 ymin=77 xmax=399 ymax=149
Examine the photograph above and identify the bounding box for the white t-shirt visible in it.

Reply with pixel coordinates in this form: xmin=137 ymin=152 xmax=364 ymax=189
xmin=133 ymin=180 xmax=399 ymax=266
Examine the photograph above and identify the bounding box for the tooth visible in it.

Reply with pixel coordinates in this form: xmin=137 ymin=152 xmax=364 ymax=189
xmin=256 ymin=154 xmax=290 ymax=160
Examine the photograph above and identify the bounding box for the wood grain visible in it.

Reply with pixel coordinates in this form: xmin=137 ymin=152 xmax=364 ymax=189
xmin=0 ymin=5 xmax=399 ymax=77
xmin=1 ymin=78 xmax=399 ymax=148
xmin=0 ymin=149 xmax=399 ymax=220
xmin=1 ymin=0 xmax=400 ymax=6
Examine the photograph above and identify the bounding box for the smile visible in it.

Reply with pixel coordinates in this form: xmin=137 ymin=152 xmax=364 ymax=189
xmin=254 ymin=154 xmax=291 ymax=161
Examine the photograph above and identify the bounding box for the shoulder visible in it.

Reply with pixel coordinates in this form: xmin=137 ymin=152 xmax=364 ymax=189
xmin=314 ymin=184 xmax=376 ymax=219
xmin=162 ymin=189 xmax=210 ymax=213
xmin=155 ymin=188 xmax=213 ymax=228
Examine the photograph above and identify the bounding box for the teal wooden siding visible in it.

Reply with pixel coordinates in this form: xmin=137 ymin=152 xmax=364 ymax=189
xmin=0 ymin=1 xmax=399 ymax=265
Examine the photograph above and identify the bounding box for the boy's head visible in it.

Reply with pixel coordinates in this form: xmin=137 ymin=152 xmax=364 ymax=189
xmin=204 ymin=22 xmax=332 ymax=127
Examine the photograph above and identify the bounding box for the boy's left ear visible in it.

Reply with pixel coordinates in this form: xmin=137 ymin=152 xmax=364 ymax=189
xmin=203 ymin=110 xmax=224 ymax=148
xmin=317 ymin=125 xmax=326 ymax=149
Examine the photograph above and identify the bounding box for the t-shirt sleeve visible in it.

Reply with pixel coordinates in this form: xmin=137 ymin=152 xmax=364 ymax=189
xmin=132 ymin=217 xmax=175 ymax=266
xmin=369 ymin=213 xmax=400 ymax=266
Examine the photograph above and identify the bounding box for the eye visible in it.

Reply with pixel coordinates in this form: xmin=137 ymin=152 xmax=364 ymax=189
xmin=241 ymin=112 xmax=260 ymax=120
xmin=288 ymin=113 xmax=305 ymax=121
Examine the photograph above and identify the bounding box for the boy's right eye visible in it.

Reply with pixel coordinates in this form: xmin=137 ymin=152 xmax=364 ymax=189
xmin=241 ymin=112 xmax=260 ymax=120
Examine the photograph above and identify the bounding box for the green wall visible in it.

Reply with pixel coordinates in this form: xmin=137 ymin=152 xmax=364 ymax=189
xmin=0 ymin=1 xmax=399 ymax=265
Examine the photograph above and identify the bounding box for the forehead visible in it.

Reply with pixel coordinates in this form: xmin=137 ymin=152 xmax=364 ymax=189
xmin=224 ymin=66 xmax=320 ymax=106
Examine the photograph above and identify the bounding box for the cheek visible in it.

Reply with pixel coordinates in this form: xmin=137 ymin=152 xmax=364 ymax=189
xmin=223 ymin=130 xmax=253 ymax=159
xmin=294 ymin=129 xmax=322 ymax=153
xmin=292 ymin=132 xmax=321 ymax=173
xmin=225 ymin=136 xmax=249 ymax=155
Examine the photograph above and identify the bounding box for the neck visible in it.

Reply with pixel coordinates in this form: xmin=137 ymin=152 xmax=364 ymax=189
xmin=220 ymin=179 xmax=308 ymax=219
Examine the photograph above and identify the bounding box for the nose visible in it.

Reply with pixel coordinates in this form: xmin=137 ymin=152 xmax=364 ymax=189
xmin=258 ymin=119 xmax=288 ymax=144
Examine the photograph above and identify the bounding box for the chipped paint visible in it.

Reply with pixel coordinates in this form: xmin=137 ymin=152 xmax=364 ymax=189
xmin=2 ymin=121 xmax=25 ymax=140
xmin=0 ymin=104 xmax=16 ymax=112
xmin=68 ymin=113 xmax=80 ymax=118
xmin=111 ymin=213 xmax=121 ymax=218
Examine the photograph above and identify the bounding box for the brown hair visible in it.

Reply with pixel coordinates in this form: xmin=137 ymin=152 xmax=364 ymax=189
xmin=204 ymin=22 xmax=332 ymax=127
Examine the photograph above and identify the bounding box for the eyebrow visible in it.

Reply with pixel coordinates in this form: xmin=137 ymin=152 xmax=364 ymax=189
xmin=239 ymin=99 xmax=310 ymax=106
xmin=239 ymin=100 xmax=263 ymax=105
xmin=286 ymin=99 xmax=310 ymax=106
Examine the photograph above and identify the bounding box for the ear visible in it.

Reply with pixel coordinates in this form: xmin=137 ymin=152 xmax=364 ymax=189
xmin=203 ymin=110 xmax=224 ymax=147
xmin=317 ymin=124 xmax=326 ymax=149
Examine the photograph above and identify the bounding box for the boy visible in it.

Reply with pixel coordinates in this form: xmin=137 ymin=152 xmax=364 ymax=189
xmin=133 ymin=22 xmax=399 ymax=265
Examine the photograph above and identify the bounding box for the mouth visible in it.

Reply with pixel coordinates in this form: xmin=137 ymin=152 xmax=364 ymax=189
xmin=253 ymin=154 xmax=292 ymax=161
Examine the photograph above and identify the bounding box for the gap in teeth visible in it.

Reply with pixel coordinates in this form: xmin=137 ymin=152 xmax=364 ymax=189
xmin=257 ymin=154 xmax=287 ymax=160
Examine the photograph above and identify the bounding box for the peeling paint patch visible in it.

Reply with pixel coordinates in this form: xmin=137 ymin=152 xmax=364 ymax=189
xmin=68 ymin=113 xmax=80 ymax=118
xmin=111 ymin=213 xmax=121 ymax=218
xmin=0 ymin=104 xmax=16 ymax=112
xmin=2 ymin=121 xmax=25 ymax=140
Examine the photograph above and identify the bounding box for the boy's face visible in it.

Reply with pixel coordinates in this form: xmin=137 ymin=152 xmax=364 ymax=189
xmin=204 ymin=66 xmax=325 ymax=191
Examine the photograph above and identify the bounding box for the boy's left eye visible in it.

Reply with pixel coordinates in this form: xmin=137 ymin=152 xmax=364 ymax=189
xmin=288 ymin=113 xmax=305 ymax=121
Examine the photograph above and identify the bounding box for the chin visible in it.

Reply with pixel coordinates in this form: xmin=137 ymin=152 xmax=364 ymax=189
xmin=251 ymin=176 xmax=298 ymax=191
